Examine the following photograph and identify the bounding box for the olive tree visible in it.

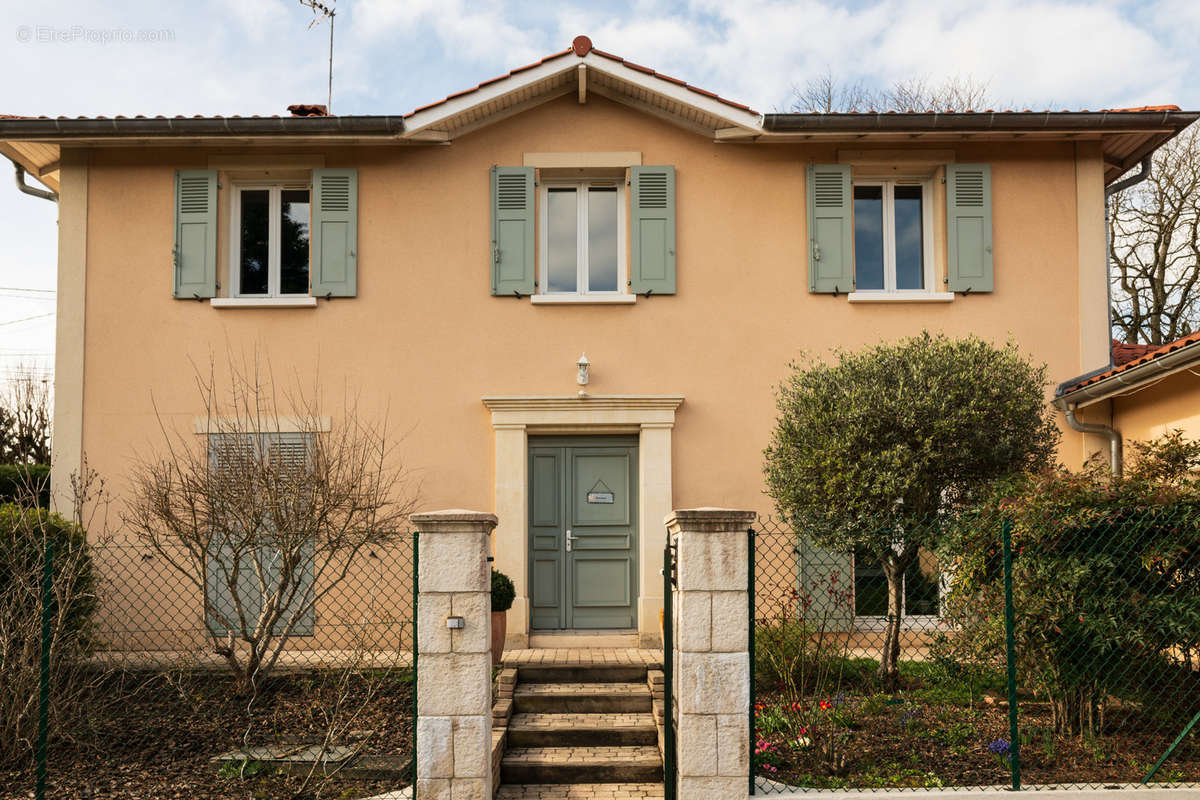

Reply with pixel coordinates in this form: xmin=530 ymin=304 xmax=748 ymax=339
xmin=763 ymin=332 xmax=1058 ymax=686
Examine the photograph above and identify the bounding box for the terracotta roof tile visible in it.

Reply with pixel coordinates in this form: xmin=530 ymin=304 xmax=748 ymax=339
xmin=1111 ymin=339 xmax=1157 ymax=366
xmin=1064 ymin=332 xmax=1200 ymax=393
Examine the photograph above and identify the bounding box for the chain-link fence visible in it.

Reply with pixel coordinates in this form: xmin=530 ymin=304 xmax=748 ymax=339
xmin=2 ymin=532 xmax=417 ymax=800
xmin=751 ymin=509 xmax=1200 ymax=792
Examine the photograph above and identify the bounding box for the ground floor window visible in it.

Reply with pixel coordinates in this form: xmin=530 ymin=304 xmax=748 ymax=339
xmin=853 ymin=548 xmax=940 ymax=623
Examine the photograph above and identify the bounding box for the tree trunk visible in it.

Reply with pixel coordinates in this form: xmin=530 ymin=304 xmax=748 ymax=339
xmin=877 ymin=556 xmax=904 ymax=690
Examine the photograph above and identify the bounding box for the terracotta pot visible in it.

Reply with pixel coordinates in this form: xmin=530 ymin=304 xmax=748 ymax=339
xmin=491 ymin=610 xmax=507 ymax=666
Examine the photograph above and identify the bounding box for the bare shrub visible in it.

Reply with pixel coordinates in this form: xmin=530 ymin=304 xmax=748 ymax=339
xmin=123 ymin=358 xmax=418 ymax=691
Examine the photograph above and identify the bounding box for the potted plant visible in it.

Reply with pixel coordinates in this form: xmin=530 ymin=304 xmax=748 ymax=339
xmin=490 ymin=568 xmax=515 ymax=665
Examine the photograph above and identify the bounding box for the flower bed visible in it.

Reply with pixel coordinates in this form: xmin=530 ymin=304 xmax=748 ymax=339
xmin=753 ymin=664 xmax=1200 ymax=789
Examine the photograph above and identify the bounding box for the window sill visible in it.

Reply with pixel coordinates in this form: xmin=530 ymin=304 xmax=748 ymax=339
xmin=530 ymin=295 xmax=637 ymax=305
xmin=210 ymin=297 xmax=319 ymax=309
xmin=847 ymin=292 xmax=954 ymax=304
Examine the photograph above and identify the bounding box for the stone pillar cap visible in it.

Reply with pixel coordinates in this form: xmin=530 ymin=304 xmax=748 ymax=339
xmin=665 ymin=508 xmax=757 ymax=529
xmin=411 ymin=509 xmax=499 ymax=525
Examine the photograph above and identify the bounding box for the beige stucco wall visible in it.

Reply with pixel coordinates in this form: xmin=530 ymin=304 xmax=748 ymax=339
xmin=57 ymin=93 xmax=1107 ymax=645
xmin=1112 ymin=371 xmax=1200 ymax=444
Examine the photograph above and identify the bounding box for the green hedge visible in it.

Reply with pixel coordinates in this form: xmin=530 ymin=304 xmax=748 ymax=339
xmin=0 ymin=464 xmax=50 ymax=507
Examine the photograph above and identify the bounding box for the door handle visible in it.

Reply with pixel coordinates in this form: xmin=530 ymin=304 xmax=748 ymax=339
xmin=566 ymin=529 xmax=578 ymax=552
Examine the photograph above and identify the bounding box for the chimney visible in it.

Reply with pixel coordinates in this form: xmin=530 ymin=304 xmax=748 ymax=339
xmin=287 ymin=104 xmax=329 ymax=117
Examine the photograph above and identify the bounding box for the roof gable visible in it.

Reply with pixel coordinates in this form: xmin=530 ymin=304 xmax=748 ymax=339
xmin=400 ymin=35 xmax=763 ymax=142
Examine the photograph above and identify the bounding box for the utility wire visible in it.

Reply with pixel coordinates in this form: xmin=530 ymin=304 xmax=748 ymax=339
xmin=0 ymin=312 xmax=55 ymax=327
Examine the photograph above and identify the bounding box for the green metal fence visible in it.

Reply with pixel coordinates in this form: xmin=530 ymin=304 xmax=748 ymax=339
xmin=750 ymin=509 xmax=1200 ymax=792
xmin=9 ymin=537 xmax=417 ymax=800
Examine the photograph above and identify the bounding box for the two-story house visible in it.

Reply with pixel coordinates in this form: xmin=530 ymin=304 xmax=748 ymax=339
xmin=2 ymin=36 xmax=1195 ymax=650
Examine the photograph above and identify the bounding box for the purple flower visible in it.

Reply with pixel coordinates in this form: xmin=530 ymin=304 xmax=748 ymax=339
xmin=988 ymin=739 xmax=1011 ymax=756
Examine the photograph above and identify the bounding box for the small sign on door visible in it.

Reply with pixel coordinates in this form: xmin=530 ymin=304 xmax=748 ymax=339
xmin=587 ymin=491 xmax=615 ymax=504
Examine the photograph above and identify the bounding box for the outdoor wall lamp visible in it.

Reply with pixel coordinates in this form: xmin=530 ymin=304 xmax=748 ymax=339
xmin=577 ymin=353 xmax=590 ymax=386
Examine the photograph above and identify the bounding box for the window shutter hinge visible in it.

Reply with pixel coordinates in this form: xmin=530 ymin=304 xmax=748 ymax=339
xmin=493 ymin=247 xmax=500 ymax=264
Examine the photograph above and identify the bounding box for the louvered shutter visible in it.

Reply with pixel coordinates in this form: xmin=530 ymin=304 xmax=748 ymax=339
xmin=265 ymin=432 xmax=315 ymax=636
xmin=205 ymin=433 xmax=258 ymax=637
xmin=311 ymin=168 xmax=358 ymax=297
xmin=806 ymin=164 xmax=853 ymax=294
xmin=173 ymin=170 xmax=218 ymax=298
xmin=630 ymin=165 xmax=676 ymax=295
xmin=798 ymin=537 xmax=854 ymax=632
xmin=204 ymin=432 xmax=316 ymax=637
xmin=491 ymin=166 xmax=535 ymax=296
xmin=946 ymin=164 xmax=994 ymax=293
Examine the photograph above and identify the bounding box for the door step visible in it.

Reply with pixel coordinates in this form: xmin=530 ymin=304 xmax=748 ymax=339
xmin=495 ymin=783 xmax=665 ymax=799
xmin=501 ymin=745 xmax=664 ymax=784
xmin=517 ymin=663 xmax=648 ymax=684
xmin=528 ymin=632 xmax=640 ymax=649
xmin=507 ymin=712 xmax=658 ymax=747
xmin=513 ymin=682 xmax=651 ymax=714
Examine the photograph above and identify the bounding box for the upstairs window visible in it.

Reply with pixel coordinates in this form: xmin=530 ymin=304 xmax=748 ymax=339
xmin=852 ymin=180 xmax=932 ymax=293
xmin=539 ymin=180 xmax=625 ymax=296
xmin=232 ymin=184 xmax=311 ymax=297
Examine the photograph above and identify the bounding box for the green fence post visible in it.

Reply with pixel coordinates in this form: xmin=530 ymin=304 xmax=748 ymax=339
xmin=1143 ymin=708 xmax=1200 ymax=784
xmin=411 ymin=531 xmax=418 ymax=793
xmin=35 ymin=540 xmax=54 ymax=800
xmin=748 ymin=526 xmax=756 ymax=796
xmin=1002 ymin=519 xmax=1020 ymax=791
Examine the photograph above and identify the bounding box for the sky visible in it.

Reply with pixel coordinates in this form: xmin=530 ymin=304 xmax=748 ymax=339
xmin=2 ymin=0 xmax=1200 ymax=386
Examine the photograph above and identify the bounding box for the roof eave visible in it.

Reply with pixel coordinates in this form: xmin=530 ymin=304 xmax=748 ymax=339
xmin=0 ymin=115 xmax=406 ymax=141
xmin=761 ymin=110 xmax=1199 ymax=133
xmin=1056 ymin=340 xmax=1200 ymax=407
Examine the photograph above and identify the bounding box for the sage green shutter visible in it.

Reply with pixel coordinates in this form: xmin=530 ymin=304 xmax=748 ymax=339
xmin=204 ymin=433 xmax=315 ymax=637
xmin=797 ymin=536 xmax=854 ymax=632
xmin=311 ymin=168 xmax=358 ymax=297
xmin=173 ymin=170 xmax=217 ymax=299
xmin=806 ymin=164 xmax=853 ymax=294
xmin=491 ymin=166 xmax=535 ymax=296
xmin=630 ymin=165 xmax=676 ymax=295
xmin=946 ymin=163 xmax=994 ymax=293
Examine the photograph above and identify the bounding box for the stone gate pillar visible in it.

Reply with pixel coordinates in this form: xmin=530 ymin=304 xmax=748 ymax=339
xmin=412 ymin=509 xmax=497 ymax=800
xmin=666 ymin=508 xmax=756 ymax=800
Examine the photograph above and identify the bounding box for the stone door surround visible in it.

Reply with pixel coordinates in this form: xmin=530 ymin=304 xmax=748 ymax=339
xmin=482 ymin=395 xmax=684 ymax=649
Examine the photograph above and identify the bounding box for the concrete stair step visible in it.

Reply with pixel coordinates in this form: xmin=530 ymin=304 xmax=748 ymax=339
xmin=513 ymin=683 xmax=651 ymax=714
xmin=507 ymin=712 xmax=657 ymax=747
xmin=517 ymin=664 xmax=649 ymax=684
xmin=501 ymin=745 xmax=663 ymax=784
xmin=495 ymin=783 xmax=665 ymax=799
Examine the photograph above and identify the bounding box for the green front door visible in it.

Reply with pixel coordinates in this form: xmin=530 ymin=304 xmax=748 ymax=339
xmin=529 ymin=436 xmax=638 ymax=630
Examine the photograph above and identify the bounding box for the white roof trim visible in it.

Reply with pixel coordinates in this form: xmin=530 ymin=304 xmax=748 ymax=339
xmin=402 ymin=52 xmax=762 ymax=141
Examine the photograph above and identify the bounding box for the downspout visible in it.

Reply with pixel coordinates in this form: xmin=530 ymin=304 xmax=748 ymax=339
xmin=11 ymin=161 xmax=58 ymax=202
xmin=1055 ymin=398 xmax=1123 ymax=477
xmin=1064 ymin=154 xmax=1152 ymax=477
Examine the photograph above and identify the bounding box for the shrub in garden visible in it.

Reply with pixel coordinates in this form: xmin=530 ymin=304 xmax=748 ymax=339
xmin=939 ymin=431 xmax=1200 ymax=738
xmin=0 ymin=463 xmax=50 ymax=507
xmin=0 ymin=503 xmax=97 ymax=769
xmin=491 ymin=568 xmax=515 ymax=612
xmin=764 ymin=332 xmax=1058 ymax=687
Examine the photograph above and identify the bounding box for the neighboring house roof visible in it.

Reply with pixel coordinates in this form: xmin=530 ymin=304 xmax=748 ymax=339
xmin=1 ymin=34 xmax=1197 ymax=191
xmin=1112 ymin=339 xmax=1158 ymax=365
xmin=1057 ymin=332 xmax=1200 ymax=405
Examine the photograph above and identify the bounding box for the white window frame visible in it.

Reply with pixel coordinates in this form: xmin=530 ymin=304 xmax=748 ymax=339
xmin=850 ymin=178 xmax=936 ymax=297
xmin=229 ymin=182 xmax=312 ymax=298
xmin=537 ymin=179 xmax=628 ymax=299
xmin=851 ymin=551 xmax=946 ymax=632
